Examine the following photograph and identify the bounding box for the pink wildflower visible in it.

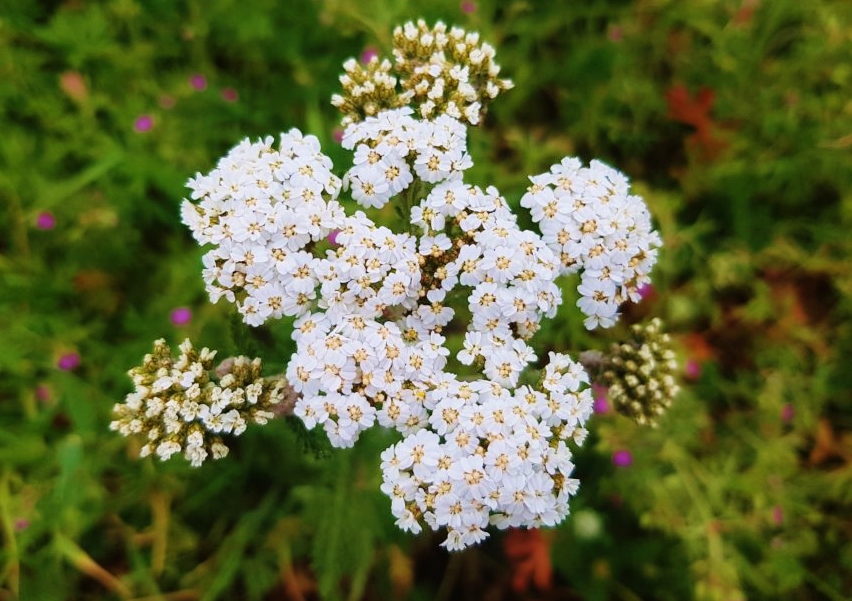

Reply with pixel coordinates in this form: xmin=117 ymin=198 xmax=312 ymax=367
xmin=612 ymin=449 xmax=633 ymax=468
xmin=189 ymin=73 xmax=207 ymax=91
xmin=684 ymin=359 xmax=701 ymax=381
xmin=36 ymin=211 xmax=56 ymax=230
xmin=170 ymin=307 xmax=192 ymax=326
xmin=360 ymin=47 xmax=378 ymax=64
xmin=57 ymin=352 xmax=80 ymax=371
xmin=593 ymin=384 xmax=610 ymax=414
xmin=134 ymin=115 xmax=154 ymax=133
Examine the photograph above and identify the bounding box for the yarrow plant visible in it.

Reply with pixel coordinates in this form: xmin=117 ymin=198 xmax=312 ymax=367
xmin=112 ymin=20 xmax=676 ymax=550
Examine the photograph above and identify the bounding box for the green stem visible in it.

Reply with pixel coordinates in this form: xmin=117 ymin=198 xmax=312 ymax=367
xmin=802 ymin=569 xmax=848 ymax=601
xmin=433 ymin=551 xmax=464 ymax=601
xmin=0 ymin=471 xmax=20 ymax=598
xmin=4 ymin=189 xmax=30 ymax=264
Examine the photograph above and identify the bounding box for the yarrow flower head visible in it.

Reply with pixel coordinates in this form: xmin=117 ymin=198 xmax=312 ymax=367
xmin=122 ymin=22 xmax=672 ymax=552
xmin=111 ymin=339 xmax=293 ymax=466
xmin=180 ymin=131 xmax=345 ymax=325
xmin=521 ymin=158 xmax=663 ymax=329
xmin=380 ymin=354 xmax=591 ymax=549
xmin=341 ymin=107 xmax=471 ymax=210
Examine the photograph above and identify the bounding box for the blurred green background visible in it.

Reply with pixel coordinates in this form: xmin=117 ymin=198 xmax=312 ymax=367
xmin=2 ymin=0 xmax=851 ymax=599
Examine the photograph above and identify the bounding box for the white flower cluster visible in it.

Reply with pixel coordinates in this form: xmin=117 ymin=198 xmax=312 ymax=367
xmin=412 ymin=179 xmax=562 ymax=384
xmin=342 ymin=107 xmax=471 ymax=209
xmin=170 ymin=24 xmax=666 ymax=550
xmin=380 ymin=355 xmax=592 ymax=550
xmin=521 ymin=158 xmax=662 ymax=329
xmin=181 ymin=131 xmax=346 ymax=325
xmin=284 ymin=120 xmax=569 ymax=456
xmin=111 ymin=339 xmax=287 ymax=467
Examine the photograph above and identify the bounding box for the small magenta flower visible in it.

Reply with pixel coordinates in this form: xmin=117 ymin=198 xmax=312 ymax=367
xmin=189 ymin=73 xmax=207 ymax=91
xmin=593 ymin=384 xmax=610 ymax=414
xmin=636 ymin=282 xmax=655 ymax=300
xmin=360 ymin=46 xmax=379 ymax=64
xmin=684 ymin=358 xmax=701 ymax=381
xmin=221 ymin=87 xmax=239 ymax=102
xmin=134 ymin=115 xmax=154 ymax=133
xmin=332 ymin=128 xmax=344 ymax=144
xmin=170 ymin=307 xmax=192 ymax=326
xmin=57 ymin=352 xmax=81 ymax=371
xmin=36 ymin=211 xmax=56 ymax=230
xmin=14 ymin=518 xmax=29 ymax=532
xmin=772 ymin=505 xmax=784 ymax=526
xmin=780 ymin=403 xmax=794 ymax=423
xmin=612 ymin=449 xmax=633 ymax=468
xmin=327 ymin=229 xmax=341 ymax=246
xmin=461 ymin=1 xmax=477 ymax=13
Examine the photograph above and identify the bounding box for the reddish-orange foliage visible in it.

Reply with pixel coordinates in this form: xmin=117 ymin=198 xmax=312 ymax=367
xmin=809 ymin=418 xmax=852 ymax=467
xmin=503 ymin=528 xmax=553 ymax=593
xmin=682 ymin=332 xmax=716 ymax=363
xmin=666 ymin=84 xmax=727 ymax=159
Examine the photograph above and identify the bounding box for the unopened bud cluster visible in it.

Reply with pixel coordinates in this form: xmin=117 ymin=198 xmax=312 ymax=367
xmin=600 ymin=319 xmax=679 ymax=427
xmin=332 ymin=20 xmax=513 ymax=127
xmin=111 ymin=339 xmax=289 ymax=466
xmin=332 ymin=56 xmax=404 ymax=126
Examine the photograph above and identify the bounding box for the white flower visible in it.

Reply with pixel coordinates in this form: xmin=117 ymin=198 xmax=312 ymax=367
xmin=478 ymin=246 xmax=522 ymax=283
xmin=348 ymin=165 xmax=391 ymax=208
xmin=458 ymin=331 xmax=484 ymax=365
xmin=155 ymin=440 xmax=181 ymax=461
xmin=394 ymin=429 xmax=441 ymax=479
xmin=576 ymin=275 xmax=619 ymax=329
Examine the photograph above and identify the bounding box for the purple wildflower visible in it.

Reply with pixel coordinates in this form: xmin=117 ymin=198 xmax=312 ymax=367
xmin=36 ymin=211 xmax=56 ymax=230
xmin=360 ymin=47 xmax=379 ymax=64
xmin=170 ymin=307 xmax=192 ymax=326
xmin=684 ymin=359 xmax=701 ymax=380
xmin=57 ymin=352 xmax=80 ymax=371
xmin=593 ymin=384 xmax=610 ymax=414
xmin=612 ymin=449 xmax=633 ymax=468
xmin=134 ymin=115 xmax=154 ymax=133
xmin=189 ymin=73 xmax=207 ymax=91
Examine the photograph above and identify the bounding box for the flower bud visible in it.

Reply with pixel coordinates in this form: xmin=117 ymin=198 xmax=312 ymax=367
xmin=599 ymin=319 xmax=680 ymax=427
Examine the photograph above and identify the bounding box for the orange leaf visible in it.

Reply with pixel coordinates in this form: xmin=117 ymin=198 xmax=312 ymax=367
xmin=732 ymin=0 xmax=760 ymax=26
xmin=665 ymin=84 xmax=727 ymax=159
xmin=60 ymin=71 xmax=88 ymax=102
xmin=503 ymin=528 xmax=553 ymax=593
xmin=682 ymin=332 xmax=715 ymax=363
xmin=666 ymin=84 xmax=712 ymax=129
xmin=809 ymin=418 xmax=843 ymax=466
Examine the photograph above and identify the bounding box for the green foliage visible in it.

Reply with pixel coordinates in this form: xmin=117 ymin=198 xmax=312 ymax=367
xmin=2 ymin=0 xmax=851 ymax=599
